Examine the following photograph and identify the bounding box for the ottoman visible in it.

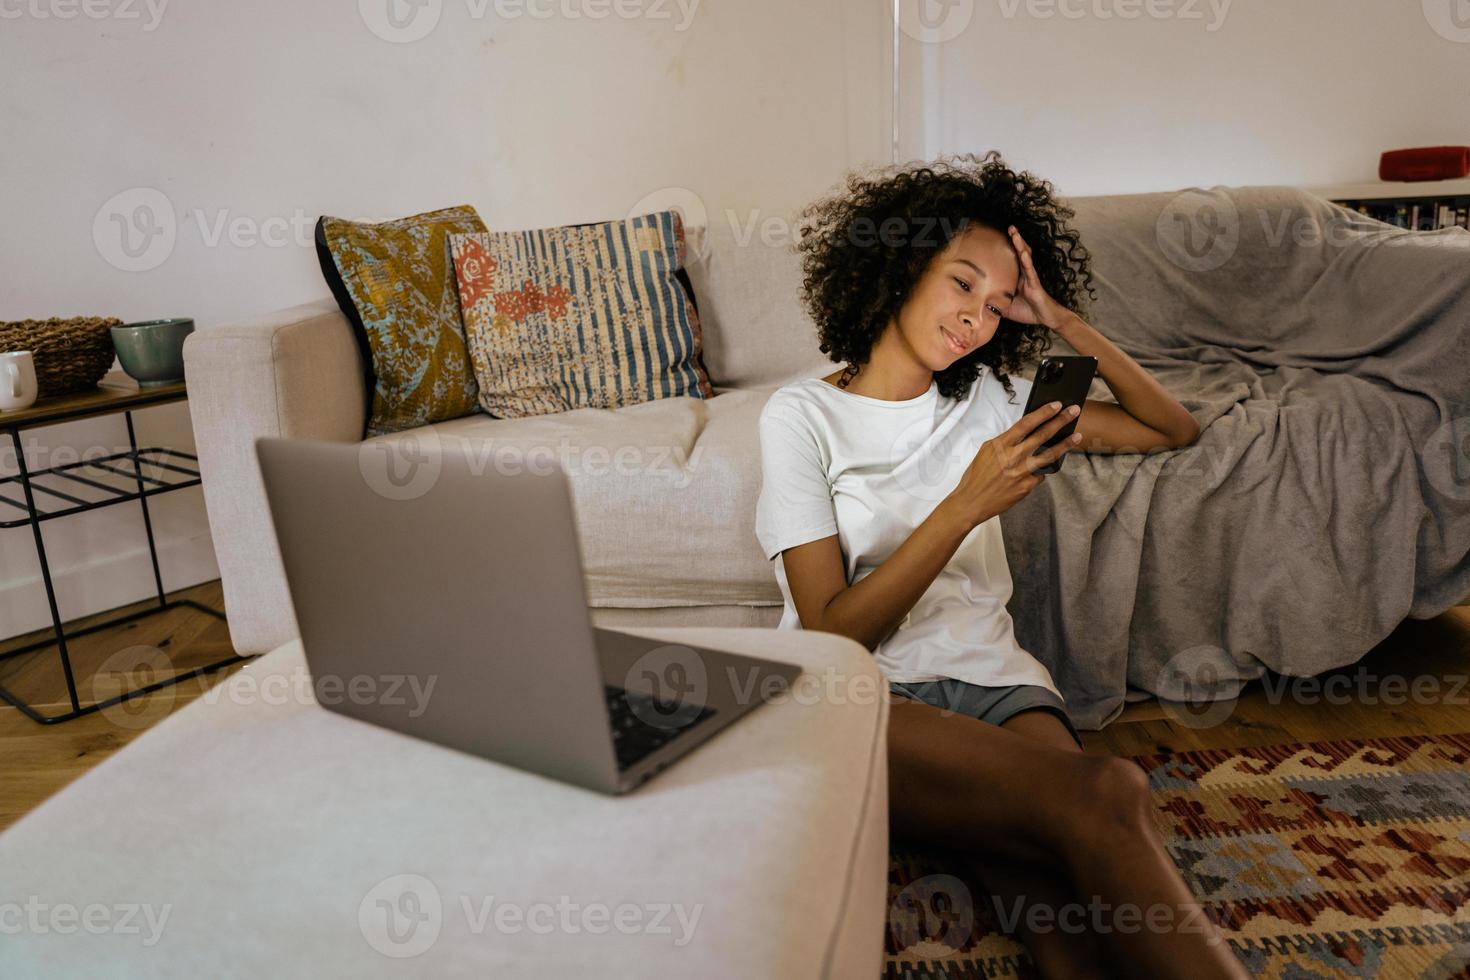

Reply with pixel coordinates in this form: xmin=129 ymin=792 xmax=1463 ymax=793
xmin=0 ymin=626 xmax=889 ymax=978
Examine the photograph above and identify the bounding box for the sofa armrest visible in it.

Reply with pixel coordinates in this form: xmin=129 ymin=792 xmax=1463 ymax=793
xmin=183 ymin=299 xmax=365 ymax=655
xmin=0 ymin=627 xmax=889 ymax=978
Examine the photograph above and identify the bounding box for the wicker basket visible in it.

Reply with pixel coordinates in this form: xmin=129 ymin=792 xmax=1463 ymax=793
xmin=0 ymin=317 xmax=120 ymax=397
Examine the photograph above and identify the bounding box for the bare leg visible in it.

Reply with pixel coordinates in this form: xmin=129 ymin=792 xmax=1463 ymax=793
xmin=964 ymin=847 xmax=1112 ymax=979
xmin=959 ymin=709 xmax=1112 ymax=979
xmin=887 ymin=697 xmax=1248 ymax=979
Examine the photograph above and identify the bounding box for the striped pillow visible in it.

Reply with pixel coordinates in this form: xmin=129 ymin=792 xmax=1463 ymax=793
xmin=449 ymin=211 xmax=714 ymax=419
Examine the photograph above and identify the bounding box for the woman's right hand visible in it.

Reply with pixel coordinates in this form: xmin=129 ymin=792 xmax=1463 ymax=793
xmin=943 ymin=401 xmax=1081 ymax=530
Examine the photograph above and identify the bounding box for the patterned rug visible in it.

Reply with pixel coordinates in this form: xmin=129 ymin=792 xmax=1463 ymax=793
xmin=885 ymin=732 xmax=1470 ymax=978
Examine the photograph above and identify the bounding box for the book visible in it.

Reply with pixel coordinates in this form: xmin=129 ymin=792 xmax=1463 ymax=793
xmin=1326 ymin=190 xmax=1470 ymax=231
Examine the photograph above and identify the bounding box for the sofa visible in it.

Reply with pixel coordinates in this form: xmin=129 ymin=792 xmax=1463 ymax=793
xmin=4 ymin=222 xmax=896 ymax=976
xmin=186 ymin=185 xmax=1470 ymax=729
xmin=0 ymin=626 xmax=890 ymax=978
xmin=185 ymin=217 xmax=830 ymax=658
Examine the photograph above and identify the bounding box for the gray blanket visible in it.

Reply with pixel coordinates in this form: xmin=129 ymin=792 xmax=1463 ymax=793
xmin=1000 ymin=184 xmax=1470 ymax=729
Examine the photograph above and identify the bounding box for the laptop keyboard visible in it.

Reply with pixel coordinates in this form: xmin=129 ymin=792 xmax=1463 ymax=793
xmin=603 ymin=685 xmax=717 ymax=771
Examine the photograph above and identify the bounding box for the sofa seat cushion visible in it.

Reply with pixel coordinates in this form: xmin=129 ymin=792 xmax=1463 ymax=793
xmin=0 ymin=628 xmax=889 ymax=979
xmin=370 ymin=387 xmax=783 ymax=608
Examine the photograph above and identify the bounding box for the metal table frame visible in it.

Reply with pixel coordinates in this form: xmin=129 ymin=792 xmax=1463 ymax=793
xmin=0 ymin=379 xmax=244 ymax=724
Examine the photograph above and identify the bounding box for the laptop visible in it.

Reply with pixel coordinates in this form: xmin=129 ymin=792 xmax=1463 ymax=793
xmin=255 ymin=435 xmax=801 ymax=795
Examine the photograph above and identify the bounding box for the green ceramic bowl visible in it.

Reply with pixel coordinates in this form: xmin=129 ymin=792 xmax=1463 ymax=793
xmin=111 ymin=318 xmax=195 ymax=387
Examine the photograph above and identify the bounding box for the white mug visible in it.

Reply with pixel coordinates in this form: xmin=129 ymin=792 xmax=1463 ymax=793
xmin=0 ymin=351 xmax=38 ymax=412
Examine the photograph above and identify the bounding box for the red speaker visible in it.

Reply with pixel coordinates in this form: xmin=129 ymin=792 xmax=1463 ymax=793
xmin=1378 ymin=146 xmax=1470 ymax=182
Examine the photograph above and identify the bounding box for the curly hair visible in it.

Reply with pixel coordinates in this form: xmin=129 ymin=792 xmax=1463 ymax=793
xmin=794 ymin=151 xmax=1096 ymax=401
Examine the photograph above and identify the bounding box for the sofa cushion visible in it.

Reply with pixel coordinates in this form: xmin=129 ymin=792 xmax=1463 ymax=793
xmin=314 ymin=206 xmax=484 ymax=437
xmin=449 ymin=211 xmax=715 ymax=419
xmin=683 ymin=219 xmax=834 ymax=391
xmin=370 ymin=388 xmax=782 ymax=608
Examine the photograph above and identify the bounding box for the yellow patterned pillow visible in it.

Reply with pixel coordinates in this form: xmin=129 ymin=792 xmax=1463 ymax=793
xmin=449 ymin=211 xmax=714 ymax=419
xmin=314 ymin=205 xmax=484 ymax=436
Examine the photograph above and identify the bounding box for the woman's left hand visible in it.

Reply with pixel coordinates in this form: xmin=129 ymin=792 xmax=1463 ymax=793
xmin=1004 ymin=225 xmax=1070 ymax=331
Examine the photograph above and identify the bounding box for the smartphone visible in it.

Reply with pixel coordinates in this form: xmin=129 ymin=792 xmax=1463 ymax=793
xmin=1020 ymin=355 xmax=1098 ymax=474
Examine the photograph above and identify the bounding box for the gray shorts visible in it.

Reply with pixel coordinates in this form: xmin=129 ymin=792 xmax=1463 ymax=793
xmin=888 ymin=678 xmax=1083 ymax=750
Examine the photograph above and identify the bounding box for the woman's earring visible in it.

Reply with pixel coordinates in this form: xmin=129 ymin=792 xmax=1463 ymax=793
xmin=837 ymin=362 xmax=859 ymax=389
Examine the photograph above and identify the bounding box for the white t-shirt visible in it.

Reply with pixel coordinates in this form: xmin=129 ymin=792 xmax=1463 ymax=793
xmin=754 ymin=367 xmax=1061 ymax=696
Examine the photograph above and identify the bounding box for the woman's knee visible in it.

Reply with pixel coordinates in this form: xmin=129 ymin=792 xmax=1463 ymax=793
xmin=887 ymin=703 xmax=1157 ymax=863
xmin=1079 ymin=756 xmax=1156 ymax=838
xmin=1031 ymin=755 xmax=1155 ymax=858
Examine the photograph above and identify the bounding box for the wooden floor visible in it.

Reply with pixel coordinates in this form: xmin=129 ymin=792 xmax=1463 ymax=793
xmin=2 ymin=580 xmax=1468 ymax=832
xmin=0 ymin=580 xmax=246 ymax=832
xmin=1080 ymin=604 xmax=1470 ymax=756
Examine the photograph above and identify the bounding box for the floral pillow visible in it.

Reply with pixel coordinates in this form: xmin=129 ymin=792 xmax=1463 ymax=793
xmin=315 ymin=205 xmax=484 ymax=436
xmin=449 ymin=211 xmax=714 ymax=419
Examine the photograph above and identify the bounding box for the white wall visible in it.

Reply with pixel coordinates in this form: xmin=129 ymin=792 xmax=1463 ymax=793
xmin=898 ymin=0 xmax=1470 ymax=196
xmin=7 ymin=0 xmax=1464 ymax=642
xmin=0 ymin=0 xmax=893 ymax=640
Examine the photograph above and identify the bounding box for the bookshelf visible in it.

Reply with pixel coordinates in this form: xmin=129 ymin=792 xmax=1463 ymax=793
xmin=1303 ymin=178 xmax=1470 ymax=231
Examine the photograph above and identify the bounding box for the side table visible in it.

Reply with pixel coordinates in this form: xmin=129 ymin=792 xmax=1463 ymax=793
xmin=0 ymin=370 xmax=244 ymax=724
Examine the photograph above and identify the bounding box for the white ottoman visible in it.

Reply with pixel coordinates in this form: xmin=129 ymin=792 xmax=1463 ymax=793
xmin=0 ymin=626 xmax=889 ymax=978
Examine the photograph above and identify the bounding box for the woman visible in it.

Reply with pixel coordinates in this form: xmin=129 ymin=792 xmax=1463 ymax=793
xmin=753 ymin=152 xmax=1247 ymax=979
